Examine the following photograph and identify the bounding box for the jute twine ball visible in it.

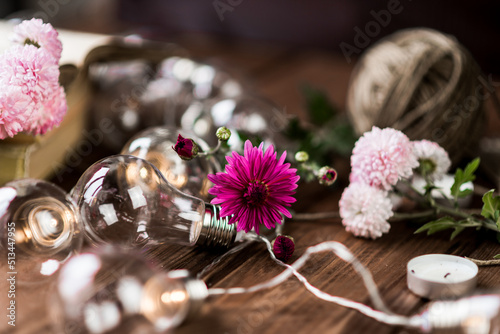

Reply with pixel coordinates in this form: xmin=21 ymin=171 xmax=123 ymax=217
xmin=346 ymin=28 xmax=485 ymax=163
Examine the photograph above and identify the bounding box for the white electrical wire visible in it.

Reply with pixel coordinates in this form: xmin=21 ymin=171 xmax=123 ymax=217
xmin=207 ymin=239 xmax=424 ymax=329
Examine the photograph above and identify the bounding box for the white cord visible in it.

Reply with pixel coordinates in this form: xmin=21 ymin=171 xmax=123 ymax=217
xmin=207 ymin=239 xmax=424 ymax=329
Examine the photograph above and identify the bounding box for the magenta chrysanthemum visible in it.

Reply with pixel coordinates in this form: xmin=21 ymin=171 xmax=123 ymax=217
xmin=11 ymin=18 xmax=62 ymax=63
xmin=412 ymin=140 xmax=451 ymax=181
xmin=208 ymin=140 xmax=299 ymax=234
xmin=339 ymin=183 xmax=393 ymax=239
xmin=351 ymin=127 xmax=418 ymax=191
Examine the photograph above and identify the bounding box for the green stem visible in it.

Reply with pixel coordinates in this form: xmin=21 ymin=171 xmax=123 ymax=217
xmin=199 ymin=140 xmax=222 ymax=156
xmin=390 ymin=209 xmax=435 ymax=222
xmin=433 ymin=203 xmax=471 ymax=219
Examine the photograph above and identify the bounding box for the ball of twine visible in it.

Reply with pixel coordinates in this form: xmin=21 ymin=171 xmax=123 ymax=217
xmin=346 ymin=28 xmax=485 ymax=163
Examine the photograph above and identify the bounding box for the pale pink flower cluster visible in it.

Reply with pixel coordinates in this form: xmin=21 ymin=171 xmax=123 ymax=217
xmin=340 ymin=127 xmax=453 ymax=239
xmin=412 ymin=139 xmax=451 ymax=180
xmin=339 ymin=183 xmax=393 ymax=239
xmin=351 ymin=127 xmax=419 ymax=191
xmin=11 ymin=18 xmax=62 ymax=62
xmin=0 ymin=19 xmax=66 ymax=139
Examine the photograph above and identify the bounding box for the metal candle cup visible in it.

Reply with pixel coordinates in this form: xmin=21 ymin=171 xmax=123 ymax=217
xmin=407 ymin=254 xmax=478 ymax=299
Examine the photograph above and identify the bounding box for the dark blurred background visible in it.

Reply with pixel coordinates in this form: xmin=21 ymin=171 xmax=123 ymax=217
xmin=2 ymin=0 xmax=500 ymax=73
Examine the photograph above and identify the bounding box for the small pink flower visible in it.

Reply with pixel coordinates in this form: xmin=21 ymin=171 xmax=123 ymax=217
xmin=351 ymin=127 xmax=418 ymax=191
xmin=0 ymin=86 xmax=31 ymax=139
xmin=412 ymin=140 xmax=451 ymax=181
xmin=11 ymin=18 xmax=62 ymax=63
xmin=26 ymin=86 xmax=67 ymax=135
xmin=0 ymin=45 xmax=60 ymax=103
xmin=208 ymin=140 xmax=299 ymax=234
xmin=339 ymin=183 xmax=393 ymax=239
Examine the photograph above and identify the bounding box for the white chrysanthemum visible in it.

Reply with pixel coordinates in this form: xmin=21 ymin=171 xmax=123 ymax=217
xmin=412 ymin=140 xmax=451 ymax=181
xmin=339 ymin=183 xmax=393 ymax=239
xmin=351 ymin=127 xmax=419 ymax=191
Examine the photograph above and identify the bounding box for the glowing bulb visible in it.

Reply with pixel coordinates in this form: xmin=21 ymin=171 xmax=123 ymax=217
xmin=0 ymin=179 xmax=82 ymax=283
xmin=121 ymin=126 xmax=219 ymax=201
xmin=52 ymin=247 xmax=208 ymax=333
xmin=71 ymin=155 xmax=236 ymax=249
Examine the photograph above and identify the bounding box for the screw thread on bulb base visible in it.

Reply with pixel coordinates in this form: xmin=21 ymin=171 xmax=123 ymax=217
xmin=196 ymin=204 xmax=237 ymax=248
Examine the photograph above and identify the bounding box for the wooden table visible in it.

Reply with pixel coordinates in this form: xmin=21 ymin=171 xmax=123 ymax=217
xmin=2 ymin=32 xmax=500 ymax=334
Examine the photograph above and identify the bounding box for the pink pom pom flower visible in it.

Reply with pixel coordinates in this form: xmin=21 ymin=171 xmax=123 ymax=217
xmin=351 ymin=127 xmax=418 ymax=191
xmin=412 ymin=140 xmax=451 ymax=181
xmin=0 ymin=86 xmax=31 ymax=139
xmin=11 ymin=18 xmax=62 ymax=63
xmin=0 ymin=45 xmax=59 ymax=103
xmin=208 ymin=140 xmax=300 ymax=234
xmin=339 ymin=183 xmax=393 ymax=239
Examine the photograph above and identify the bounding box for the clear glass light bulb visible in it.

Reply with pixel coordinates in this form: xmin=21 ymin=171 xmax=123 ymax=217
xmin=0 ymin=179 xmax=82 ymax=283
xmin=121 ymin=126 xmax=219 ymax=201
xmin=70 ymin=155 xmax=236 ymax=249
xmin=181 ymin=94 xmax=289 ymax=149
xmin=420 ymin=294 xmax=500 ymax=334
xmin=52 ymin=247 xmax=208 ymax=334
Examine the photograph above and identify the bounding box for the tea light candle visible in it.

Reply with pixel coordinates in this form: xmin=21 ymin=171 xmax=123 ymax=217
xmin=407 ymin=254 xmax=478 ymax=299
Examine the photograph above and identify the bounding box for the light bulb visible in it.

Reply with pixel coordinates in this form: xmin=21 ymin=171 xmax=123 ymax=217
xmin=181 ymin=94 xmax=289 ymax=149
xmin=0 ymin=179 xmax=82 ymax=283
xmin=70 ymin=155 xmax=237 ymax=249
xmin=418 ymin=293 xmax=500 ymax=333
xmin=121 ymin=126 xmax=219 ymax=201
xmin=52 ymin=247 xmax=208 ymax=334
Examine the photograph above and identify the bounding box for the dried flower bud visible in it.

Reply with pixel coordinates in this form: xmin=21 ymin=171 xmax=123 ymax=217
xmin=173 ymin=134 xmax=199 ymax=160
xmin=216 ymin=126 xmax=231 ymax=141
xmin=272 ymin=235 xmax=295 ymax=262
xmin=295 ymin=151 xmax=309 ymax=162
xmin=318 ymin=166 xmax=337 ymax=186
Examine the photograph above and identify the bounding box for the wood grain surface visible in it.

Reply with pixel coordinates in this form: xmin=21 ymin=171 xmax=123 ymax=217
xmin=1 ymin=32 xmax=500 ymax=334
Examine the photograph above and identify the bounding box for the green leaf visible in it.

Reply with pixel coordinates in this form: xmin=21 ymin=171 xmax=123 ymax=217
xmin=283 ymin=117 xmax=309 ymax=141
xmin=415 ymin=216 xmax=457 ymax=235
xmin=415 ymin=217 xmax=468 ymax=239
xmin=301 ymin=85 xmax=337 ymax=126
xmin=481 ymin=190 xmax=500 ymax=228
xmin=450 ymin=158 xmax=480 ymax=201
xmin=494 ymin=254 xmax=500 ymax=259
xmin=450 ymin=226 xmax=466 ymax=240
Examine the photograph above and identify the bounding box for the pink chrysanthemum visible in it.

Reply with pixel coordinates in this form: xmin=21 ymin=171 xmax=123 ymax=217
xmin=351 ymin=127 xmax=418 ymax=191
xmin=339 ymin=183 xmax=393 ymax=239
xmin=26 ymin=86 xmax=67 ymax=135
xmin=412 ymin=140 xmax=451 ymax=181
xmin=208 ymin=140 xmax=299 ymax=234
xmin=0 ymin=86 xmax=32 ymax=139
xmin=0 ymin=45 xmax=59 ymax=103
xmin=11 ymin=18 xmax=62 ymax=63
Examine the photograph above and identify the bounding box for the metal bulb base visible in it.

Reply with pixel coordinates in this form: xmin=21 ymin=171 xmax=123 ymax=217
xmin=197 ymin=204 xmax=237 ymax=248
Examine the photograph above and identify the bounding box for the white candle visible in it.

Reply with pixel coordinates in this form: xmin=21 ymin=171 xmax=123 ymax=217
xmin=407 ymin=254 xmax=478 ymax=299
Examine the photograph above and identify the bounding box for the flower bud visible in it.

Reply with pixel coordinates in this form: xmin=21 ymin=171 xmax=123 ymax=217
xmin=216 ymin=126 xmax=231 ymax=141
xmin=295 ymin=151 xmax=309 ymax=162
xmin=318 ymin=166 xmax=337 ymax=186
xmin=173 ymin=134 xmax=199 ymax=160
xmin=272 ymin=235 xmax=295 ymax=262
